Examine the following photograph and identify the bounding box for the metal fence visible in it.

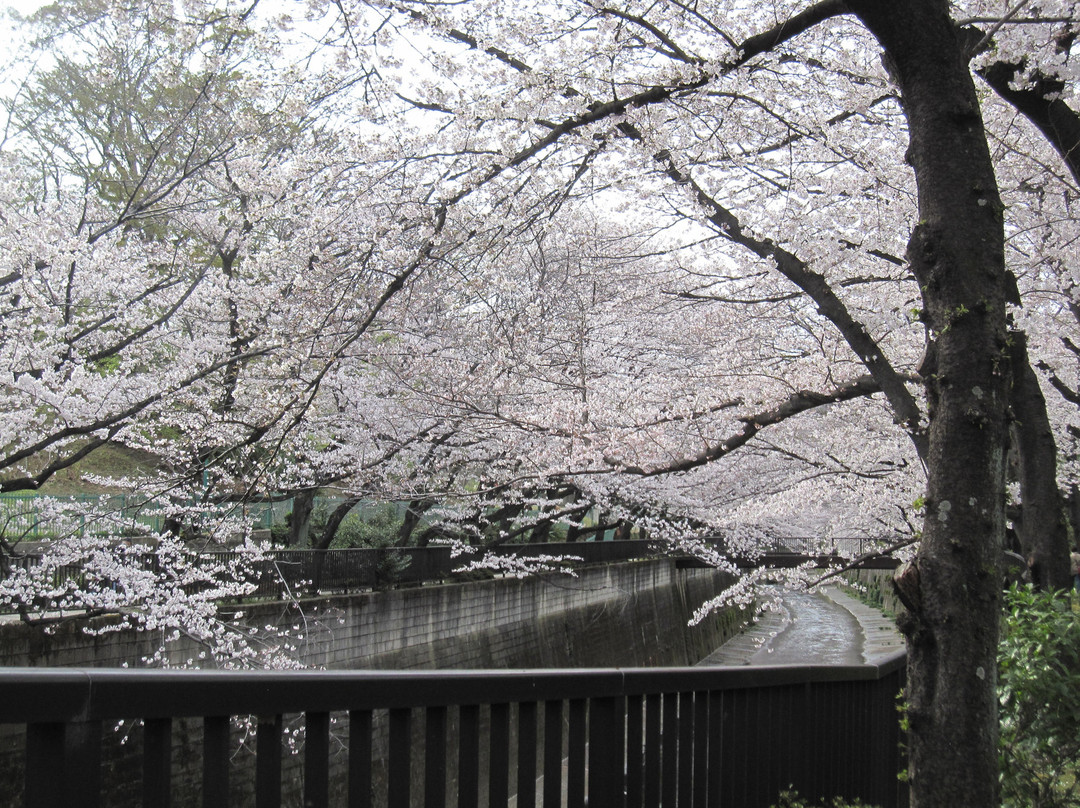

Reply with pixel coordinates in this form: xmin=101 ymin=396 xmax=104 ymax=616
xmin=0 ymin=652 xmax=908 ymax=808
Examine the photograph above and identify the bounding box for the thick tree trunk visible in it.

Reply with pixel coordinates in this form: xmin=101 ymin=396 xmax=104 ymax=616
xmin=847 ymin=2 xmax=1007 ymax=806
xmin=1009 ymin=332 xmax=1072 ymax=590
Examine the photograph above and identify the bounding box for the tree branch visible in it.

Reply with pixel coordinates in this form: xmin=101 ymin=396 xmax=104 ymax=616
xmin=646 ymin=149 xmax=927 ymax=457
xmin=612 ymin=374 xmax=893 ymax=476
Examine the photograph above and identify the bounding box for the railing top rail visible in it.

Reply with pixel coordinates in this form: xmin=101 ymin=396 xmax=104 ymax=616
xmin=0 ymin=651 xmax=906 ymax=723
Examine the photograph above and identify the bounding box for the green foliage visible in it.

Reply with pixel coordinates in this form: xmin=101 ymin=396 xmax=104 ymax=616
xmin=91 ymin=354 xmax=121 ymax=375
xmin=271 ymin=502 xmax=412 ymax=588
xmin=333 ymin=504 xmax=412 ymax=588
xmin=999 ymin=585 xmax=1080 ymax=808
xmin=330 ymin=504 xmax=403 ymax=550
xmin=771 ymin=789 xmax=879 ymax=808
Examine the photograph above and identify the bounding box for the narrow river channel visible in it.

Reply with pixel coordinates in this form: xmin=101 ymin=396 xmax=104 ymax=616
xmin=698 ymin=587 xmax=871 ymax=667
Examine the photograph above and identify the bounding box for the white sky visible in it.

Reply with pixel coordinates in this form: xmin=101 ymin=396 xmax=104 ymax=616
xmin=1 ymin=2 xmax=45 ymax=47
xmin=4 ymin=0 xmax=45 ymax=18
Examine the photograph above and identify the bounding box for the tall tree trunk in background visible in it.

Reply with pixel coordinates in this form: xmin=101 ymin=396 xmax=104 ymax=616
xmin=315 ymin=495 xmax=363 ymax=550
xmin=1009 ymin=332 xmax=1072 ymax=590
xmin=848 ymin=2 xmax=1007 ymax=805
xmin=288 ymin=488 xmax=316 ymax=548
xmin=401 ymin=500 xmax=436 ymax=546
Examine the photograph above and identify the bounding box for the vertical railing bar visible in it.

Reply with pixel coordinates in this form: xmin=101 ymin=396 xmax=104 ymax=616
xmin=542 ymin=701 xmax=563 ymax=808
xmin=624 ymin=694 xmax=644 ymax=808
xmin=425 ymin=706 xmax=448 ymax=808
xmin=678 ymin=691 xmax=695 ymax=807
xmin=809 ymin=682 xmax=824 ymax=803
xmin=255 ymin=714 xmax=283 ymax=808
xmin=749 ymin=687 xmax=766 ymax=807
xmin=458 ymin=704 xmax=480 ymax=808
xmin=567 ymin=698 xmax=587 ymax=808
xmin=517 ymin=701 xmax=538 ymax=808
xmin=25 ymin=722 xmax=66 ymax=808
xmin=859 ymin=680 xmax=874 ymax=801
xmin=693 ymin=690 xmax=709 ymax=808
xmin=707 ymin=691 xmax=723 ymax=807
xmin=489 ymin=702 xmax=511 ymax=808
xmin=305 ymin=711 xmax=330 ymax=808
xmin=877 ymin=677 xmax=895 ymax=808
xmin=765 ymin=683 xmax=787 ymax=807
xmin=586 ymin=695 xmax=624 ymax=808
xmin=897 ymin=668 xmax=911 ymax=808
xmin=828 ymin=680 xmax=842 ymax=802
xmin=761 ymin=683 xmax=777 ymax=806
xmin=348 ymin=709 xmax=373 ymax=808
xmin=720 ymin=688 xmax=742 ymax=807
xmin=64 ymin=719 xmax=102 ymax=808
xmin=789 ymin=681 xmax=811 ymax=799
xmin=143 ymin=716 xmax=172 ymax=808
xmin=866 ymin=679 xmax=881 ymax=806
xmin=203 ymin=715 xmax=230 ymax=808
xmin=834 ymin=680 xmax=847 ymax=803
xmin=744 ymin=686 xmax=761 ymax=806
xmin=643 ymin=694 xmax=661 ymax=808
xmin=838 ymin=681 xmax=852 ymax=803
xmin=388 ymin=708 xmax=412 ymax=808
xmin=661 ymin=693 xmax=678 ymax=808
xmin=847 ymin=682 xmax=861 ymax=799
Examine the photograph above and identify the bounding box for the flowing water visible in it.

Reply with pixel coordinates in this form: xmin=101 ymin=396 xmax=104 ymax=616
xmin=698 ymin=587 xmax=866 ymax=667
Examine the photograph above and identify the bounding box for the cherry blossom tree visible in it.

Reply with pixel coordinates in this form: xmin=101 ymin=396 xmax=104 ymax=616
xmin=0 ymin=0 xmax=465 ymax=665
xmin=300 ymin=2 xmax=1080 ymax=805
xmin=4 ymin=1 xmax=1080 ymax=804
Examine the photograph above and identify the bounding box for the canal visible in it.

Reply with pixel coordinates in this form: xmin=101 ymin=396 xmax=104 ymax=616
xmin=698 ymin=585 xmax=902 ymax=667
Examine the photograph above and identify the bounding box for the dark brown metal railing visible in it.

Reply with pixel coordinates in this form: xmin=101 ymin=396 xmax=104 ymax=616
xmin=0 ymin=652 xmax=908 ymax=808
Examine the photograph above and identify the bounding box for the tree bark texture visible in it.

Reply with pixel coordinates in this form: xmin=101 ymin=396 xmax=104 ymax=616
xmin=847 ymin=2 xmax=1007 ymax=806
xmin=1008 ymin=332 xmax=1072 ymax=590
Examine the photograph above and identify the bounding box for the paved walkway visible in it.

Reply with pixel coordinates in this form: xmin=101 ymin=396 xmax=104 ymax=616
xmin=697 ymin=585 xmax=902 ymax=667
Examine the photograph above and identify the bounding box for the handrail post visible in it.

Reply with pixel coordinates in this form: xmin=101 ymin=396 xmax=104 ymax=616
xmin=305 ymin=712 xmax=330 ymax=808
xmin=587 ymin=696 xmax=625 ymax=808
xmin=256 ymin=714 xmax=283 ymax=808
xmin=203 ymin=715 xmax=230 ymax=808
xmin=144 ymin=716 xmax=173 ymax=808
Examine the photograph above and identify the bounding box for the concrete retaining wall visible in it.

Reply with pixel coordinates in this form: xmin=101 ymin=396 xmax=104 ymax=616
xmin=0 ymin=559 xmax=742 ymax=670
xmin=844 ymin=567 xmax=903 ymax=618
